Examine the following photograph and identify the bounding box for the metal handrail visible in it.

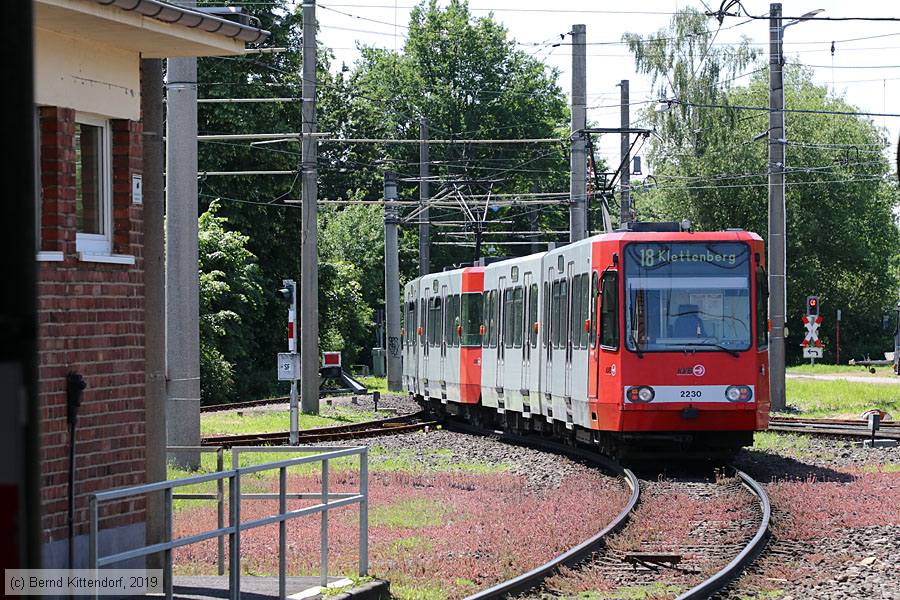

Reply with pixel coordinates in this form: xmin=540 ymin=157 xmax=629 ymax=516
xmin=89 ymin=446 xmax=369 ymax=600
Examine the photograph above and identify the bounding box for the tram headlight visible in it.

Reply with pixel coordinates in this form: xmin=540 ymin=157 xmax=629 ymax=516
xmin=725 ymin=385 xmax=753 ymax=402
xmin=627 ymin=386 xmax=655 ymax=403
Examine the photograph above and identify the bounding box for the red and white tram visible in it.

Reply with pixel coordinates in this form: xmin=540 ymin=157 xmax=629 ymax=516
xmin=402 ymin=224 xmax=770 ymax=457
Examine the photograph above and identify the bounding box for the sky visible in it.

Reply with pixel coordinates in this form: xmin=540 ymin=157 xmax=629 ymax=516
xmin=310 ymin=0 xmax=900 ymax=177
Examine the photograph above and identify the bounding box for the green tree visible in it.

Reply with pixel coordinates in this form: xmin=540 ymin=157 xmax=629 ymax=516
xmin=343 ymin=0 xmax=571 ymax=272
xmin=626 ymin=10 xmax=900 ymax=362
xmin=199 ymin=201 xmax=265 ymax=404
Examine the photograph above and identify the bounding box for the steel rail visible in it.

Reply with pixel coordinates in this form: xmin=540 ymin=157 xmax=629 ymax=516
xmin=201 ymin=412 xmax=435 ymax=447
xmin=674 ymin=469 xmax=771 ymax=600
xmin=452 ymin=423 xmax=640 ymax=600
xmin=768 ymin=424 xmax=900 ymax=440
xmin=770 ymin=416 xmax=898 ymax=428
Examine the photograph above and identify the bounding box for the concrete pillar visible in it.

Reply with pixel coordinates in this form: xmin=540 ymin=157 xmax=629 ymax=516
xmin=165 ymin=54 xmax=201 ymax=469
xmin=141 ymin=57 xmax=167 ymax=562
xmin=383 ymin=172 xmax=402 ymax=391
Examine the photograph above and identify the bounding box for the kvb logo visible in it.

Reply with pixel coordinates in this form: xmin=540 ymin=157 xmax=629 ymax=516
xmin=676 ymin=364 xmax=706 ymax=376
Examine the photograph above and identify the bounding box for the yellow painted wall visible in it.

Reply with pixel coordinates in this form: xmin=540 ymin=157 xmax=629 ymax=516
xmin=35 ymin=28 xmax=140 ymax=120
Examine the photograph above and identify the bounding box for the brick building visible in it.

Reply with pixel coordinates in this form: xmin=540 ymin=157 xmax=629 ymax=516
xmin=33 ymin=0 xmax=266 ymax=567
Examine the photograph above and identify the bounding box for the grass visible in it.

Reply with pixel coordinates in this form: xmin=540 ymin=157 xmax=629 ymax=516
xmin=368 ymin=496 xmax=452 ymax=529
xmin=787 ymin=364 xmax=894 ymax=377
xmin=371 ymin=447 xmax=510 ymax=475
xmin=753 ymin=431 xmax=813 ymax=456
xmin=357 ymin=376 xmax=388 ymax=395
xmin=200 ymin=404 xmax=378 ymax=436
xmin=783 ymin=378 xmax=900 ymax=419
xmin=569 ymin=584 xmax=684 ymax=599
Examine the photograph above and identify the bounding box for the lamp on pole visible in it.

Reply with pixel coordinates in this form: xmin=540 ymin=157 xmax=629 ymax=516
xmin=768 ymin=4 xmax=822 ymax=411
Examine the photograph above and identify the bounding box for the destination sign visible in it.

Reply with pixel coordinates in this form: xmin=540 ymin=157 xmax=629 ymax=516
xmin=636 ymin=248 xmax=738 ymax=268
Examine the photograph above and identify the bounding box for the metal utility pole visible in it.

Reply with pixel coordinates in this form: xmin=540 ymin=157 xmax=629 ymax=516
xmin=165 ymin=36 xmax=201 ymax=469
xmin=768 ymin=3 xmax=787 ymax=411
xmin=383 ymin=172 xmax=402 ymax=392
xmin=569 ymin=24 xmax=587 ymax=243
xmin=419 ymin=117 xmax=430 ymax=275
xmin=619 ymin=79 xmax=632 ymax=227
xmin=300 ymin=0 xmax=319 ymax=414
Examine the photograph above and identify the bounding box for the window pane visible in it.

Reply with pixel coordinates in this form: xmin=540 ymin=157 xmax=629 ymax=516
xmin=75 ymin=123 xmax=103 ymax=235
xmin=513 ymin=287 xmax=523 ymax=348
xmin=551 ymin=281 xmax=561 ymax=348
xmin=590 ymin=272 xmax=599 ymax=347
xmin=756 ymin=269 xmax=768 ymax=349
xmin=580 ymin=274 xmax=589 ymax=348
xmin=560 ymin=278 xmax=569 ymax=348
xmin=542 ymin=282 xmax=550 ymax=349
xmin=571 ymin=275 xmax=582 ymax=349
xmin=601 ymin=273 xmax=619 ymax=348
xmin=461 ymin=293 xmax=483 ymax=347
xmin=529 ymin=283 xmax=538 ymax=348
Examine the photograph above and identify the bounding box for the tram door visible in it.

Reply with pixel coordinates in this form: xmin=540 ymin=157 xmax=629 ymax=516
xmin=564 ymin=261 xmax=574 ymax=399
xmin=521 ymin=272 xmax=532 ymax=395
xmin=495 ymin=276 xmax=506 ymax=391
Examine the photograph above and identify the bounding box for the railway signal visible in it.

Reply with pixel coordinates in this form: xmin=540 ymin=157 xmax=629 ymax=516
xmin=802 ymin=295 xmax=823 ymax=363
xmin=806 ymin=295 xmax=820 ymax=316
xmin=277 ymin=278 xmax=300 ymax=444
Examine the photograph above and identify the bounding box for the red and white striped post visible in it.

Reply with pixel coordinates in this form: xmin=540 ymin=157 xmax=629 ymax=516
xmin=282 ymin=279 xmax=299 ymax=444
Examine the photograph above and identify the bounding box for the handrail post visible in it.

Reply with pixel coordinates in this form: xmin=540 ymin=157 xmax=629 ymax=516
xmin=90 ymin=496 xmax=99 ymax=600
xmin=217 ymin=447 xmax=225 ymax=576
xmin=279 ymin=467 xmax=286 ymax=600
xmin=359 ymin=449 xmax=368 ymax=576
xmin=320 ymin=458 xmax=329 ymax=588
xmin=229 ymin=472 xmax=241 ymax=600
xmin=164 ymin=488 xmax=173 ymax=600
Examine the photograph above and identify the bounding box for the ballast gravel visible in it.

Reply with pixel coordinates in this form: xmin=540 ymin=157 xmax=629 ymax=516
xmin=369 ymin=428 xmax=605 ymax=491
xmin=717 ymin=432 xmax=900 ymax=600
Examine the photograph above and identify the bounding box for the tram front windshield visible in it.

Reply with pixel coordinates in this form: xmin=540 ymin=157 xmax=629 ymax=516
xmin=624 ymin=242 xmax=751 ymax=353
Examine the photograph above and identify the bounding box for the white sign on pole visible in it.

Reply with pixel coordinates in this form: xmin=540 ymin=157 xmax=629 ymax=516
xmin=803 ymin=347 xmax=823 ymax=359
xmin=277 ymin=352 xmax=300 ymax=381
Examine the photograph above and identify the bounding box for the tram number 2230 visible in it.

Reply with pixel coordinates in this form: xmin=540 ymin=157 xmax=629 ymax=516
xmin=679 ymin=390 xmax=702 ymax=398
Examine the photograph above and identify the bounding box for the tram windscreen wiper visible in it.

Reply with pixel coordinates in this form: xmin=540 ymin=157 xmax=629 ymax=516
xmin=628 ymin=331 xmax=644 ymax=358
xmin=678 ymin=341 xmax=740 ymax=358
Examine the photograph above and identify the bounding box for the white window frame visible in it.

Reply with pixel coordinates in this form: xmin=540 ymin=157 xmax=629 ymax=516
xmin=74 ymin=112 xmax=113 ymax=257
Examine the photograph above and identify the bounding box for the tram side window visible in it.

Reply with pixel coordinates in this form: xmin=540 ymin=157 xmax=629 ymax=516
xmin=571 ymin=275 xmax=584 ymax=350
xmin=579 ymin=274 xmax=589 ymax=349
xmin=551 ymin=280 xmax=561 ymax=348
xmin=420 ymin=302 xmax=427 ymax=350
xmin=590 ymin=272 xmax=599 ymax=348
xmin=529 ymin=283 xmax=539 ymax=348
xmin=600 ymin=272 xmax=619 ymax=349
xmin=756 ymin=268 xmax=768 ymax=349
xmin=407 ymin=301 xmax=417 ymax=347
xmin=542 ymin=281 xmax=551 ymax=349
xmin=448 ymin=294 xmax=460 ymax=347
xmin=512 ymin=286 xmax=524 ymax=348
xmin=429 ymin=297 xmax=443 ymax=347
xmin=490 ymin=290 xmax=500 ymax=349
xmin=461 ymin=292 xmax=483 ymax=347
xmin=502 ymin=289 xmax=512 ymax=348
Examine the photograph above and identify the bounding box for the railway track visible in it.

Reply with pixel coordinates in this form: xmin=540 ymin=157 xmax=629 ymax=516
xmin=444 ymin=421 xmax=770 ymax=600
xmin=768 ymin=416 xmax=900 ymax=440
xmin=200 ymin=411 xmax=437 ymax=447
xmin=200 ymin=396 xmax=290 ymax=413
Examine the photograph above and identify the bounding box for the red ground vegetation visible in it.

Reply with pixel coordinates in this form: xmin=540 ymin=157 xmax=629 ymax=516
xmin=172 ymin=469 xmax=628 ymax=598
xmin=766 ymin=471 xmax=900 ymax=540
